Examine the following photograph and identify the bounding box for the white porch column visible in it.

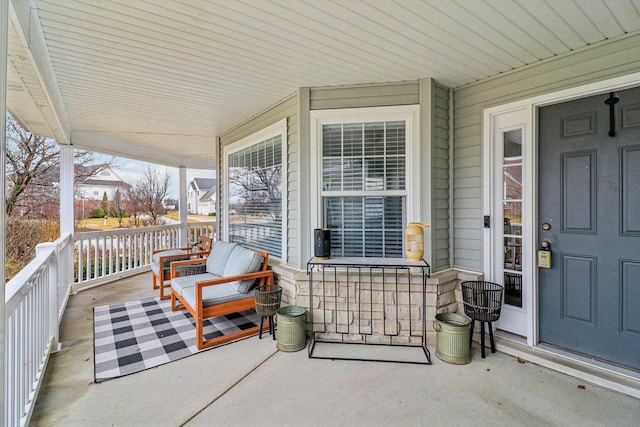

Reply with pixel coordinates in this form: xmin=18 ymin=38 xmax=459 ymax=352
xmin=178 ymin=166 xmax=188 ymax=246
xmin=59 ymin=144 xmax=75 ymax=236
xmin=0 ymin=0 xmax=9 ymax=419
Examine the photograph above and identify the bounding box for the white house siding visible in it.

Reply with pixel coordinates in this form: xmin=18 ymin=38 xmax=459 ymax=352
xmin=452 ymin=34 xmax=640 ymax=272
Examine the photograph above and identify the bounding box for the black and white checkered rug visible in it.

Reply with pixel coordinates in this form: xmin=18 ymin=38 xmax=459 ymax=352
xmin=93 ymin=297 xmax=261 ymax=382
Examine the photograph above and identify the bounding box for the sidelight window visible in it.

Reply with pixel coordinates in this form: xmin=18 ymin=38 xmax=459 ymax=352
xmin=503 ymin=129 xmax=523 ymax=307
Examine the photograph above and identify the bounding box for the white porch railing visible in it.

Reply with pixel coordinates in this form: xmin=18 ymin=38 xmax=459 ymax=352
xmin=5 ymin=233 xmax=74 ymax=427
xmin=4 ymin=221 xmax=216 ymax=426
xmin=74 ymin=222 xmax=216 ymax=290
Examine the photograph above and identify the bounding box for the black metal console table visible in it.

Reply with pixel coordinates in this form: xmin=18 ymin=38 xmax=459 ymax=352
xmin=306 ymin=257 xmax=431 ymax=365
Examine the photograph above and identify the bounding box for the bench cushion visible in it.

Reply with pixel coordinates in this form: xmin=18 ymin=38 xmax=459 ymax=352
xmin=224 ymin=245 xmax=264 ymax=293
xmin=183 ymin=284 xmax=255 ymax=308
xmin=205 ymin=241 xmax=237 ymax=276
xmin=171 ymin=272 xmax=216 ymax=296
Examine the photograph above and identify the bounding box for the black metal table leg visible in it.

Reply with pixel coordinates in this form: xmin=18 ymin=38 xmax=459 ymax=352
xmin=259 ymin=316 xmax=265 ymax=339
xmin=270 ymin=315 xmax=276 ymax=340
xmin=480 ymin=321 xmax=486 ymax=358
xmin=488 ymin=321 xmax=496 ymax=353
xmin=469 ymin=319 xmax=475 ymax=348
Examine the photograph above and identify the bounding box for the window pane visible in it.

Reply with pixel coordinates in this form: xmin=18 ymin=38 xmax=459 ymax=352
xmin=503 ymin=129 xmax=522 ymax=159
xmin=322 ymin=158 xmax=343 ymax=191
xmin=386 ymin=121 xmax=405 ymax=156
xmin=503 ymin=165 xmax=522 ymax=200
xmin=323 ymin=124 xmax=342 ymax=157
xmin=364 ymin=230 xmax=383 ymax=257
xmin=343 ymin=230 xmax=364 ymax=256
xmin=503 ymin=201 xmax=522 ymax=235
xmin=343 ymin=123 xmax=363 ymax=157
xmin=504 ymin=272 xmax=523 ymax=307
xmin=343 ymin=197 xmax=363 ymax=228
xmin=504 ymin=237 xmax=522 ymax=271
xmin=322 ymin=121 xmax=406 ymax=193
xmin=386 ymin=157 xmax=405 ymax=190
xmin=364 ymin=122 xmax=385 ymax=156
xmin=228 ymin=135 xmax=282 ymax=258
xmin=325 ymin=196 xmax=404 ymax=258
xmin=343 ymin=158 xmax=363 ymax=190
xmin=364 ymin=158 xmax=384 ymax=191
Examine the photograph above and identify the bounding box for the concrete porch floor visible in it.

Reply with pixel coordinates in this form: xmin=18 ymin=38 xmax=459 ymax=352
xmin=30 ymin=273 xmax=640 ymax=427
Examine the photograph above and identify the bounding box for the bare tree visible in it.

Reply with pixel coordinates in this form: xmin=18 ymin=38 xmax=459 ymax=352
xmin=127 ymin=167 xmax=171 ymax=224
xmin=110 ymin=188 xmax=128 ymax=227
xmin=228 ymin=165 xmax=282 ymax=220
xmin=5 ymin=113 xmax=110 ymax=218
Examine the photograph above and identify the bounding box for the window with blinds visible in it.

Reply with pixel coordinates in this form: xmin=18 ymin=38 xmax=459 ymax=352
xmin=321 ymin=121 xmax=406 ymax=257
xmin=227 ymin=134 xmax=283 ymax=258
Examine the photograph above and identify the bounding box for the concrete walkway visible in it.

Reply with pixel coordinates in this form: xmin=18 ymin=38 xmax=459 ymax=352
xmin=30 ymin=274 xmax=640 ymax=427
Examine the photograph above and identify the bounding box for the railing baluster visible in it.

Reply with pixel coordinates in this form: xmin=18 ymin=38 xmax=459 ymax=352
xmin=4 ymin=236 xmax=73 ymax=425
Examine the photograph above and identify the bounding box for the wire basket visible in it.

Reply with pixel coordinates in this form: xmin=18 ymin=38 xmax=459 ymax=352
xmin=174 ymin=263 xmax=207 ymax=277
xmin=461 ymin=281 xmax=504 ymax=322
xmin=254 ymin=285 xmax=283 ymax=317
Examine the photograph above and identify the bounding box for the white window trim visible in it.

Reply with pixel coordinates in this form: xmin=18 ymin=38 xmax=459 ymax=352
xmin=309 ymin=104 xmax=421 ymax=235
xmin=222 ymin=118 xmax=288 ymax=262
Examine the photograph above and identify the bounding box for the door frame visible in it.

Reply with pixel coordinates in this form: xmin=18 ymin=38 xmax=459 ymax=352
xmin=482 ymin=71 xmax=640 ymax=347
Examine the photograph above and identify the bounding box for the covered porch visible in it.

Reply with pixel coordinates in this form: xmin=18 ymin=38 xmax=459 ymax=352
xmin=30 ymin=272 xmax=640 ymax=426
xmin=3 ymin=1 xmax=640 ymax=425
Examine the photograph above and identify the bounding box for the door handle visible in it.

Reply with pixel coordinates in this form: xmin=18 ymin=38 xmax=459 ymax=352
xmin=541 ymin=239 xmax=552 ymax=249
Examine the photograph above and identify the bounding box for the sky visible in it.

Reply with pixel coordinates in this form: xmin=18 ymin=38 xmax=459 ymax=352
xmin=93 ymin=153 xmax=216 ymax=199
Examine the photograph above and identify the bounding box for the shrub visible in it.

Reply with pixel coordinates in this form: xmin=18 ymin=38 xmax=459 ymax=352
xmin=91 ymin=207 xmax=106 ymax=218
xmin=5 ymin=218 xmax=59 ymax=281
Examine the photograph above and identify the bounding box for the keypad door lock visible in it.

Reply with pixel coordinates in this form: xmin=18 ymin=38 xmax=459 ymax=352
xmin=538 ymin=239 xmax=552 ymax=268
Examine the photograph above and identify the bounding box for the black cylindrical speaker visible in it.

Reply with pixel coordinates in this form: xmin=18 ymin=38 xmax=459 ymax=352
xmin=314 ymin=228 xmax=331 ymax=259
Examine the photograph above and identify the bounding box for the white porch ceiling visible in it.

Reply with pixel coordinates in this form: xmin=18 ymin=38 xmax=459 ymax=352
xmin=7 ymin=0 xmax=640 ymax=168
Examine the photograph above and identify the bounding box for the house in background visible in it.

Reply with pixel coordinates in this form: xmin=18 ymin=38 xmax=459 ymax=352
xmin=187 ymin=177 xmax=216 ymax=215
xmin=75 ymin=166 xmax=130 ymax=216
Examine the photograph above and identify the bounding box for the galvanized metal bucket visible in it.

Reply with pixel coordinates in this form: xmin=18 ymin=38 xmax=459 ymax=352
xmin=434 ymin=313 xmax=471 ymax=364
xmin=276 ymin=306 xmax=307 ymax=352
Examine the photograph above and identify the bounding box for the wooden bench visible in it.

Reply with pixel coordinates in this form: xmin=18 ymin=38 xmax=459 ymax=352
xmin=151 ymin=236 xmax=213 ymax=300
xmin=169 ymin=241 xmax=273 ymax=350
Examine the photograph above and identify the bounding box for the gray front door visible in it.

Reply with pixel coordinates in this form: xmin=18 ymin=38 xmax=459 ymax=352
xmin=539 ymin=86 xmax=640 ymax=370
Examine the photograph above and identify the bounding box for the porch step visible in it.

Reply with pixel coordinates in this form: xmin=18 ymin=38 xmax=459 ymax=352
xmin=494 ymin=334 xmax=640 ymax=399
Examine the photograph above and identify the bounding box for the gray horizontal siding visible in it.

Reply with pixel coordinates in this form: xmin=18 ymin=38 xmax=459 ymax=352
xmin=432 ymin=82 xmax=451 ymax=272
xmin=310 ymin=82 xmax=420 ymax=110
xmin=452 ymin=33 xmax=640 ymax=272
